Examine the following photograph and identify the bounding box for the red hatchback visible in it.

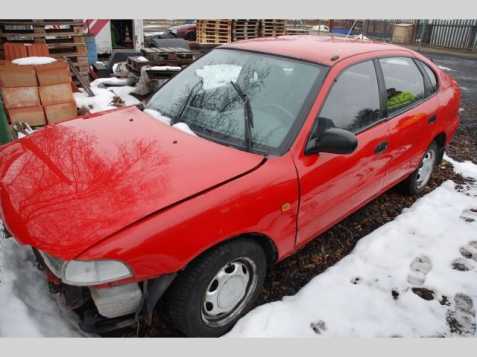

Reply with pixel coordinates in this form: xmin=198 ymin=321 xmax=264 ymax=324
xmin=0 ymin=36 xmax=460 ymax=337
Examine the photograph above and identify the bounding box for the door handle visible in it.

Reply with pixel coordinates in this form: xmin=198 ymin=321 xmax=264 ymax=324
xmin=428 ymin=115 xmax=437 ymax=124
xmin=375 ymin=141 xmax=388 ymax=154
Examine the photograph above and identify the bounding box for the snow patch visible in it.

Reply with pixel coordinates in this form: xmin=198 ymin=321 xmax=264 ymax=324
xmin=172 ymin=122 xmax=198 ymax=136
xmin=143 ymin=108 xmax=171 ymax=125
xmin=143 ymin=108 xmax=196 ymax=136
xmin=12 ymin=56 xmax=56 ymax=66
xmin=444 ymin=154 xmax=477 ymax=179
xmin=195 ymin=64 xmax=242 ymax=90
xmin=91 ymin=77 xmax=131 ymax=87
xmin=228 ymin=158 xmax=477 ymax=337
xmin=74 ymin=86 xmax=140 ymax=113
xmin=0 ymin=238 xmax=84 ymax=336
xmin=149 ymin=66 xmax=182 ymax=71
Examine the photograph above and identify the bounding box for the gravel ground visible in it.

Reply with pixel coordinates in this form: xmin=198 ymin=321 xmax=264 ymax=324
xmin=119 ymin=51 xmax=477 ymax=337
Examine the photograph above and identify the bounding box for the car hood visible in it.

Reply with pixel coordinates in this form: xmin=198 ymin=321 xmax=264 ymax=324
xmin=0 ymin=107 xmax=264 ymax=259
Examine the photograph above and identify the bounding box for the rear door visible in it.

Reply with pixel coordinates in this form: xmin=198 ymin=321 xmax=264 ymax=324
xmin=294 ymin=59 xmax=392 ymax=246
xmin=377 ymin=57 xmax=439 ymax=186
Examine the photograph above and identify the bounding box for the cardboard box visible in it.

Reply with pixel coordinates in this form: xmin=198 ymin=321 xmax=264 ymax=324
xmin=1 ymin=86 xmax=41 ymax=109
xmin=35 ymin=61 xmax=71 ymax=86
xmin=39 ymin=83 xmax=74 ymax=106
xmin=7 ymin=106 xmax=46 ymax=126
xmin=0 ymin=64 xmax=38 ymax=87
xmin=44 ymin=101 xmax=78 ymax=124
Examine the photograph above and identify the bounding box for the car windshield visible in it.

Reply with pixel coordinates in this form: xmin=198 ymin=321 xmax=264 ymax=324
xmin=147 ymin=48 xmax=325 ymax=154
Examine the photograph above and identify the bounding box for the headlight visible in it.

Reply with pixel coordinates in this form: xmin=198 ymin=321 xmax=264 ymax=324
xmin=63 ymin=260 xmax=132 ymax=286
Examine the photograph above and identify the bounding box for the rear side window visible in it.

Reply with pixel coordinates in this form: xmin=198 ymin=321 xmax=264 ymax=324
xmin=420 ymin=61 xmax=438 ymax=93
xmin=379 ymin=57 xmax=425 ymax=114
xmin=319 ymin=60 xmax=381 ymax=133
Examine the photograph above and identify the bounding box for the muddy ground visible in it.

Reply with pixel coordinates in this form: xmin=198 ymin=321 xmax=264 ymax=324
xmin=120 ymin=50 xmax=477 ymax=337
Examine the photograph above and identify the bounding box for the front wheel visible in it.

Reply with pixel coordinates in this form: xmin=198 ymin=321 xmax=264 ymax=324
xmin=165 ymin=239 xmax=267 ymax=337
xmin=401 ymin=142 xmax=439 ymax=195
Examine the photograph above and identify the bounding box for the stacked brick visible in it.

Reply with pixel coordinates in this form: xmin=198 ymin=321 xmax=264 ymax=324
xmin=0 ymin=60 xmax=77 ymax=126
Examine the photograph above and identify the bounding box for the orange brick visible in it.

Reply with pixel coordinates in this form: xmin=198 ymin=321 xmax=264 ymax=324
xmin=44 ymin=101 xmax=78 ymax=124
xmin=3 ymin=43 xmax=27 ymax=61
xmin=1 ymin=87 xmax=41 ymax=109
xmin=39 ymin=83 xmax=74 ymax=106
xmin=7 ymin=106 xmax=46 ymax=126
xmin=26 ymin=43 xmax=49 ymax=57
xmin=36 ymin=64 xmax=71 ymax=86
xmin=0 ymin=64 xmax=38 ymax=87
xmin=34 ymin=59 xmax=69 ymax=71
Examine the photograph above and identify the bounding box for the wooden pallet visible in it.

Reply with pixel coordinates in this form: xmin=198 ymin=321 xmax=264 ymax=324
xmin=285 ymin=27 xmax=310 ymax=35
xmin=141 ymin=47 xmax=193 ymax=66
xmin=260 ymin=19 xmax=287 ymax=37
xmin=232 ymin=19 xmax=260 ymax=41
xmin=0 ymin=20 xmax=89 ymax=83
xmin=196 ymin=20 xmax=232 ymax=44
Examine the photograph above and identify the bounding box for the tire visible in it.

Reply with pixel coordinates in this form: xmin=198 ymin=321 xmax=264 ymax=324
xmin=165 ymin=239 xmax=267 ymax=337
xmin=401 ymin=142 xmax=439 ymax=195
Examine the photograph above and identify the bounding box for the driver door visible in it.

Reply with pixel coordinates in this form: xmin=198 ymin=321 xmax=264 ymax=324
xmin=294 ymin=59 xmax=392 ymax=246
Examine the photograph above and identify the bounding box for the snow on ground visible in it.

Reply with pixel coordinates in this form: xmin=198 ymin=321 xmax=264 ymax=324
xmin=90 ymin=77 xmax=131 ymax=87
xmin=73 ymin=79 xmax=197 ymax=136
xmin=228 ymin=159 xmax=477 ymax=337
xmin=73 ymin=79 xmax=140 ymax=113
xmin=149 ymin=66 xmax=182 ymax=71
xmin=0 ymin=157 xmax=476 ymax=337
xmin=12 ymin=56 xmax=56 ymax=65
xmin=0 ymin=237 xmax=84 ymax=336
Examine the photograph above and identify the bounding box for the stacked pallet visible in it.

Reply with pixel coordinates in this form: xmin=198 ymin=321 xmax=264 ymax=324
xmin=232 ymin=20 xmax=260 ymax=41
xmin=0 ymin=59 xmax=77 ymax=126
xmin=286 ymin=25 xmax=310 ymax=35
xmin=0 ymin=20 xmax=89 ymax=83
xmin=260 ymin=19 xmax=287 ymax=37
xmin=196 ymin=20 xmax=233 ymax=44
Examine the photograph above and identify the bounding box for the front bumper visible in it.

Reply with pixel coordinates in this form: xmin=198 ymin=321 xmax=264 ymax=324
xmin=32 ymin=248 xmax=176 ymax=334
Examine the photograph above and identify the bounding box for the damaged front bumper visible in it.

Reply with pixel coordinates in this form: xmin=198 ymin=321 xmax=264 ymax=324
xmin=32 ymin=248 xmax=176 ymax=334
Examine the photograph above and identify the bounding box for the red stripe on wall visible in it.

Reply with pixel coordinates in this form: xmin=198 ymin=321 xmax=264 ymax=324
xmin=88 ymin=19 xmax=110 ymax=36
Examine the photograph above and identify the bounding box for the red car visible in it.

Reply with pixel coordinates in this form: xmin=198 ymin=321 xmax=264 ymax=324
xmin=0 ymin=36 xmax=460 ymax=337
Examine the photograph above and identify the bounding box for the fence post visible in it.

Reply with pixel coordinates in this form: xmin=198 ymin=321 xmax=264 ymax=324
xmin=0 ymin=97 xmax=13 ymax=144
xmin=468 ymin=23 xmax=477 ymax=50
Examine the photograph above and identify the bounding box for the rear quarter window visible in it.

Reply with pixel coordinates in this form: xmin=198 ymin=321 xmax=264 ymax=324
xmin=379 ymin=57 xmax=426 ymax=115
xmin=419 ymin=61 xmax=438 ymax=93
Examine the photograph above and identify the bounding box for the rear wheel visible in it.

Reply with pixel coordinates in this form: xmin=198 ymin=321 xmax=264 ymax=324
xmin=165 ymin=239 xmax=267 ymax=337
xmin=401 ymin=142 xmax=439 ymax=195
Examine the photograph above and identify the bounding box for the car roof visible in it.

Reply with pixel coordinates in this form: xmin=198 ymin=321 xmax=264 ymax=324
xmin=222 ymin=35 xmax=416 ymax=66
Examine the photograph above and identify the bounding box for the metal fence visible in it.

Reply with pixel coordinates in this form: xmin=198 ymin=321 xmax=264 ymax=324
xmin=422 ymin=19 xmax=477 ymax=50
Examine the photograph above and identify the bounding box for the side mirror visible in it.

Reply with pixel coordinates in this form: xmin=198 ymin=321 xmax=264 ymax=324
xmin=306 ymin=127 xmax=358 ymax=155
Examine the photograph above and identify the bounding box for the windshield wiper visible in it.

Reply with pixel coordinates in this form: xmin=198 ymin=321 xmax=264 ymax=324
xmin=172 ymin=79 xmax=203 ymax=125
xmin=230 ymin=81 xmax=254 ymax=151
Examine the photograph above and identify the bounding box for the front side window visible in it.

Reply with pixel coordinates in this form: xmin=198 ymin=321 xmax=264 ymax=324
xmin=318 ymin=60 xmax=382 ymax=133
xmin=148 ymin=49 xmax=325 ymax=154
xmin=379 ymin=57 xmax=425 ymax=114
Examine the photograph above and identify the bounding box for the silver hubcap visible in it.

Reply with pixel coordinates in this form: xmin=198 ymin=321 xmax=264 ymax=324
xmin=202 ymin=258 xmax=257 ymax=327
xmin=416 ymin=149 xmax=435 ymax=189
